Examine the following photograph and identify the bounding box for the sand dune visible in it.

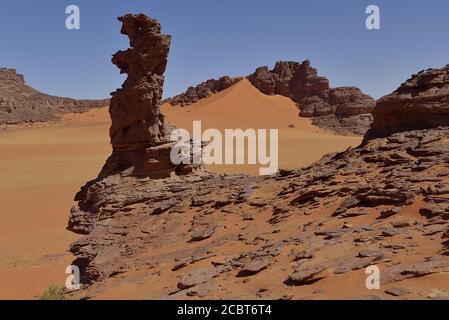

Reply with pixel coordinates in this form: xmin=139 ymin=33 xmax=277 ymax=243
xmin=162 ymin=79 xmax=362 ymax=175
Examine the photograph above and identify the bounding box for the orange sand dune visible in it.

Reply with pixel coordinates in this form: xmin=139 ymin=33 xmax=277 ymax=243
xmin=162 ymin=79 xmax=362 ymax=175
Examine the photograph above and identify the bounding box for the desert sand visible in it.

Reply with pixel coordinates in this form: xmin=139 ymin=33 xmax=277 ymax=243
xmin=162 ymin=79 xmax=362 ymax=175
xmin=0 ymin=81 xmax=363 ymax=299
xmin=0 ymin=108 xmax=111 ymax=299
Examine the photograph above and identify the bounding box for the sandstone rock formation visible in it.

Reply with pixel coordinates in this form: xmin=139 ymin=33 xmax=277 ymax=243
xmin=98 ymin=14 xmax=195 ymax=178
xmin=248 ymin=60 xmax=330 ymax=108
xmin=366 ymin=64 xmax=449 ymax=140
xmin=247 ymin=60 xmax=376 ymax=135
xmin=67 ymin=16 xmax=449 ymax=300
xmin=164 ymin=60 xmax=375 ymax=135
xmin=0 ymin=68 xmax=107 ymax=125
xmin=164 ymin=76 xmax=242 ymax=107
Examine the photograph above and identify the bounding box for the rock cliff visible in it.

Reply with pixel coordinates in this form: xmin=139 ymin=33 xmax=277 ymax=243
xmin=366 ymin=64 xmax=449 ymax=140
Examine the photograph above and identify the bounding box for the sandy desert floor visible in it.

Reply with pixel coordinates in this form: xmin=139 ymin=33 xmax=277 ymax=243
xmin=0 ymin=109 xmax=111 ymax=299
xmin=0 ymin=80 xmax=362 ymax=299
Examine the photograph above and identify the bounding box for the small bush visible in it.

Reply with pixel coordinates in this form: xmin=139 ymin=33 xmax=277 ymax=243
xmin=40 ymin=285 xmax=65 ymax=300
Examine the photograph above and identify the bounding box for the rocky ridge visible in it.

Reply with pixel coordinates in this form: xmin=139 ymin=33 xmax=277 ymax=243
xmin=0 ymin=68 xmax=107 ymax=125
xmin=67 ymin=15 xmax=449 ymax=300
xmin=163 ymin=76 xmax=242 ymax=107
xmin=164 ymin=60 xmax=375 ymax=135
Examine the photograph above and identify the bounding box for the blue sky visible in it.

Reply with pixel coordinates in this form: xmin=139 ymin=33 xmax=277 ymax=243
xmin=0 ymin=0 xmax=448 ymax=100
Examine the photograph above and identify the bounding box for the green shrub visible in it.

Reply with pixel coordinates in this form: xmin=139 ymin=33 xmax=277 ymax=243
xmin=40 ymin=285 xmax=65 ymax=300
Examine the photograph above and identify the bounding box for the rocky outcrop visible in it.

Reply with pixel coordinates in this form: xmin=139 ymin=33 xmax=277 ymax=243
xmin=247 ymin=60 xmax=376 ymax=135
xmin=98 ymin=14 xmax=196 ymax=178
xmin=164 ymin=60 xmax=375 ymax=135
xmin=67 ymin=125 xmax=449 ymax=299
xmin=248 ymin=60 xmax=330 ymax=108
xmin=68 ymin=16 xmax=449 ymax=299
xmin=0 ymin=68 xmax=107 ymax=125
xmin=164 ymin=76 xmax=242 ymax=107
xmin=366 ymin=64 xmax=449 ymax=140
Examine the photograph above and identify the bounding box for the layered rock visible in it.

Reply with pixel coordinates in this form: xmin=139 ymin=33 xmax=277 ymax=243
xmin=164 ymin=76 xmax=242 ymax=107
xmin=68 ymin=17 xmax=449 ymax=300
xmin=247 ymin=60 xmax=376 ymax=135
xmin=248 ymin=60 xmax=330 ymax=108
xmin=366 ymin=64 xmax=449 ymax=140
xmin=0 ymin=68 xmax=107 ymax=125
xmin=98 ymin=14 xmax=195 ymax=178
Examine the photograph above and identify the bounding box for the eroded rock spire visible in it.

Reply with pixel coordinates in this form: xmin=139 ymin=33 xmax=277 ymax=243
xmin=100 ymin=14 xmax=190 ymax=177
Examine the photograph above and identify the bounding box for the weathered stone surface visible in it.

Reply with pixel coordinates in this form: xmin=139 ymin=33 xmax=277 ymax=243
xmin=101 ymin=14 xmax=172 ymax=177
xmin=286 ymin=264 xmax=327 ymax=286
xmin=97 ymin=14 xmax=197 ymax=178
xmin=383 ymin=257 xmax=449 ymax=283
xmin=178 ymin=268 xmax=218 ymax=290
xmin=190 ymin=225 xmax=216 ymax=242
xmin=237 ymin=256 xmax=271 ymax=276
xmin=379 ymin=208 xmax=401 ymax=219
xmin=385 ymin=287 xmax=411 ymax=297
xmin=366 ymin=64 xmax=449 ymax=140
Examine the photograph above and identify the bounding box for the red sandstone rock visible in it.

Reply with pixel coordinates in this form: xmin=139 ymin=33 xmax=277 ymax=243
xmin=366 ymin=64 xmax=449 ymax=140
xmin=247 ymin=60 xmax=375 ymax=135
xmin=100 ymin=14 xmax=195 ymax=178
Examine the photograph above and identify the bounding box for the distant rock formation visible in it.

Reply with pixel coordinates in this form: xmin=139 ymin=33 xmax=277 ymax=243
xmin=0 ymin=68 xmax=107 ymax=125
xmin=365 ymin=64 xmax=449 ymax=140
xmin=98 ymin=14 xmax=196 ymax=178
xmin=164 ymin=60 xmax=375 ymax=135
xmin=164 ymin=76 xmax=242 ymax=107
xmin=247 ymin=60 xmax=375 ymax=135
xmin=248 ymin=60 xmax=330 ymax=108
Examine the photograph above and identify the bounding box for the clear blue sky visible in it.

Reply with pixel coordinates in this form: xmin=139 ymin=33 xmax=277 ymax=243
xmin=1 ymin=0 xmax=448 ymax=100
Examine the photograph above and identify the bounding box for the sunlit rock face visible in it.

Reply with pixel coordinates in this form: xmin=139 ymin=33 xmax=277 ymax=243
xmin=101 ymin=14 xmax=193 ymax=178
xmin=366 ymin=64 xmax=449 ymax=141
